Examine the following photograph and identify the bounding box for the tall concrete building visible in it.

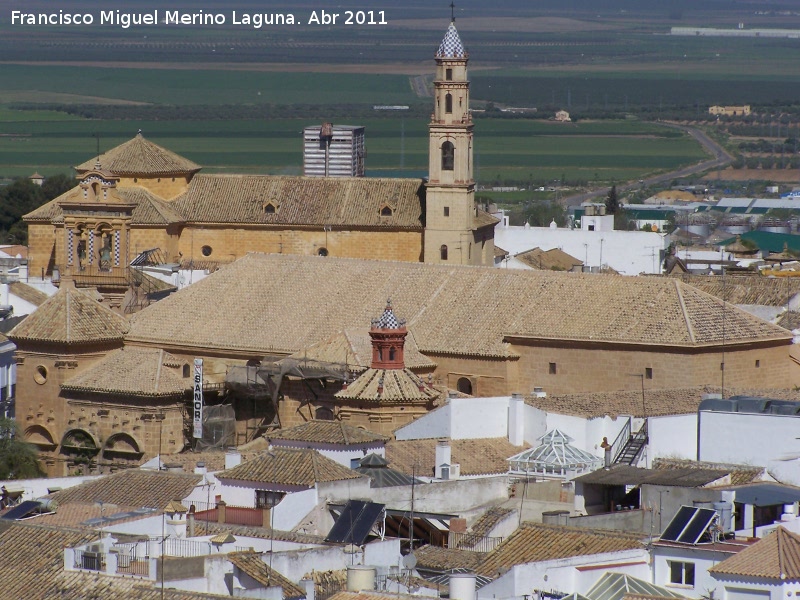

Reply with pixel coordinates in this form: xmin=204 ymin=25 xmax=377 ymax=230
xmin=303 ymin=123 xmax=365 ymax=177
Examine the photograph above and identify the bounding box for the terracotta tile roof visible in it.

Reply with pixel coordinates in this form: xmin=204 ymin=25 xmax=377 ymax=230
xmin=25 ymin=185 xmax=185 ymax=225
xmin=526 ymin=386 xmax=719 ymax=419
xmin=478 ymin=522 xmax=645 ymax=576
xmin=61 ymin=347 xmax=190 ymax=397
xmin=653 ymin=458 xmax=764 ymax=486
xmin=710 ymin=526 xmax=800 ymax=580
xmin=9 ymin=281 xmax=49 ymax=307
xmin=8 ymin=284 xmax=128 ymax=344
xmin=53 ymin=571 xmax=234 ymax=598
xmin=145 ymin=450 xmax=262 ymax=474
xmin=48 ymin=469 xmax=202 ymax=508
xmin=171 ymin=174 xmax=424 ymax=228
xmin=515 ymin=247 xmax=583 ymax=271
xmin=267 ymin=421 xmax=389 ymax=446
xmin=228 ymin=551 xmax=305 ymax=598
xmin=125 ymin=254 xmax=790 ymax=359
xmin=21 ymin=501 xmax=145 ymax=529
xmin=494 ymin=245 xmax=509 ymax=258
xmin=0 ymin=521 xmax=92 ymax=599
xmin=386 ymin=438 xmax=527 ymax=477
xmin=217 ymin=448 xmax=364 ymax=487
xmin=413 ymin=544 xmax=487 ymax=571
xmin=474 ymin=209 xmax=501 ymax=230
xmin=74 ymin=133 xmax=201 ymax=176
xmin=287 ymin=329 xmax=436 ymax=371
xmin=675 ymin=273 xmax=800 ymax=307
xmin=468 ymin=507 xmax=514 ymax=539
xmin=335 ymin=368 xmax=441 ymax=404
xmin=303 ymin=569 xmax=347 ymax=597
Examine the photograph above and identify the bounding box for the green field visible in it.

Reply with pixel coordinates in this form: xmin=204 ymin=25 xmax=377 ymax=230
xmin=0 ymin=65 xmax=419 ymax=107
xmin=0 ymin=110 xmax=708 ymax=183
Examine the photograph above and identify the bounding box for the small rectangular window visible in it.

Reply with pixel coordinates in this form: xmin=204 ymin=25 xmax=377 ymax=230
xmin=549 ymin=362 xmax=557 ymax=375
xmin=755 ymin=359 xmax=760 ymax=368
xmin=668 ymin=561 xmax=695 ymax=586
xmin=446 ymin=68 xmax=453 ymax=81
xmin=645 ymin=368 xmax=653 ymax=379
xmin=444 ymin=207 xmax=450 ymax=217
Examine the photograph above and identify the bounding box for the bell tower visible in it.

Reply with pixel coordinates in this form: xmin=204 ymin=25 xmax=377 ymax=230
xmin=424 ymin=19 xmax=483 ymax=265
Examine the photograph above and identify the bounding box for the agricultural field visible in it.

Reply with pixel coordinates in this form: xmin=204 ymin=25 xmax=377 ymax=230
xmin=0 ymin=110 xmax=708 ymax=184
xmin=0 ymin=0 xmax=798 ymax=186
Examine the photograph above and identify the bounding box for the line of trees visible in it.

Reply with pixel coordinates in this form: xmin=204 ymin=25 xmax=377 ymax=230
xmin=0 ymin=174 xmax=75 ymax=244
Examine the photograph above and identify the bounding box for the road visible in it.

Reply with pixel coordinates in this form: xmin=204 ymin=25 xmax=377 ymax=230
xmin=559 ymin=123 xmax=734 ymax=208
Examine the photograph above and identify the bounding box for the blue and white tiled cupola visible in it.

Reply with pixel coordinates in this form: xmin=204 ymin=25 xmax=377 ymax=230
xmin=437 ymin=22 xmax=467 ymax=58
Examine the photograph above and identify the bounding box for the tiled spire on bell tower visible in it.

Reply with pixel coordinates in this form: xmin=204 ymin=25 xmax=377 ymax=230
xmin=369 ymin=299 xmax=407 ymax=370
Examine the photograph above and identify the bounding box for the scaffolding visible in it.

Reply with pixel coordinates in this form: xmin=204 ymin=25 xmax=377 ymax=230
xmin=225 ymin=357 xmax=352 ymax=438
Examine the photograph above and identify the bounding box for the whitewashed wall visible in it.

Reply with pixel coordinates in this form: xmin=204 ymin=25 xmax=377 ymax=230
xmin=699 ymin=411 xmax=800 ymax=466
xmin=646 ymin=414 xmax=698 ymax=467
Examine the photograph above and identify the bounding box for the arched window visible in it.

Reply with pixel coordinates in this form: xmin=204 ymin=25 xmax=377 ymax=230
xmin=441 ymin=142 xmax=454 ymax=171
xmin=378 ymin=348 xmax=384 ymax=361
xmin=315 ymin=407 xmax=334 ymax=421
xmin=457 ymin=377 xmax=473 ymax=395
xmin=317 ymin=247 xmax=329 ymax=257
xmin=389 ymin=347 xmax=396 ymax=361
xmin=440 ymin=245 xmax=448 ymax=261
xmin=182 ymin=364 xmax=191 ymax=378
xmin=445 ymin=93 xmax=453 ymax=114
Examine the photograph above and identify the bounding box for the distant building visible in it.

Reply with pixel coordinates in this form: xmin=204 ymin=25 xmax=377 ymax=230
xmin=28 ymin=172 xmax=44 ymax=186
xmin=555 ymin=110 xmax=571 ymax=122
xmin=303 ymin=123 xmax=365 ymax=177
xmin=709 ymin=105 xmax=751 ymax=117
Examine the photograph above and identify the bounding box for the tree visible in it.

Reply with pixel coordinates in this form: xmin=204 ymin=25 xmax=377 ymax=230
xmin=605 ymin=184 xmax=619 ymax=215
xmin=0 ymin=418 xmax=45 ymax=480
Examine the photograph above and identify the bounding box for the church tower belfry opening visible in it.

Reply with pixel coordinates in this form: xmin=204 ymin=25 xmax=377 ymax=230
xmin=424 ymin=18 xmax=495 ymax=266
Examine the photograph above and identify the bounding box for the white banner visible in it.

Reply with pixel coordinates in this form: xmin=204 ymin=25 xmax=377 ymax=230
xmin=192 ymin=358 xmax=203 ymax=439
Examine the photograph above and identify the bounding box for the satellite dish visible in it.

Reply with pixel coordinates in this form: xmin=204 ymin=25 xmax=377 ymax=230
xmin=402 ymin=552 xmax=417 ymax=570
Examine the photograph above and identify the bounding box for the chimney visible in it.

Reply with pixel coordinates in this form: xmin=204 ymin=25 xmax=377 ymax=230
xmin=194 ymin=461 xmax=207 ymax=476
xmin=225 ymin=450 xmax=241 ymax=470
xmin=449 ymin=573 xmax=477 ymax=600
xmin=0 ymin=283 xmax=9 ymax=307
xmin=187 ymin=506 xmax=196 ymax=537
xmin=508 ymin=393 xmax=525 ymax=446
xmin=435 ymin=439 xmax=451 ymax=478
xmin=300 ymin=578 xmax=316 ymax=600
xmin=346 ymin=566 xmax=376 ymax=592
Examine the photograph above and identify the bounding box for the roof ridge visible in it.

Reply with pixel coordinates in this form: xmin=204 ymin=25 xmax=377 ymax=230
xmin=674 ymin=279 xmax=697 ymax=344
xmin=155 ymin=349 xmax=163 ymax=394
xmin=311 ymin=449 xmax=320 ymax=483
xmin=339 ymin=421 xmax=350 ymax=445
xmin=65 ymin=287 xmax=71 ymax=341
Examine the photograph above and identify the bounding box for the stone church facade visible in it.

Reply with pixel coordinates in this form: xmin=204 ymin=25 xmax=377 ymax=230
xmin=24 ymin=22 xmax=496 ymax=305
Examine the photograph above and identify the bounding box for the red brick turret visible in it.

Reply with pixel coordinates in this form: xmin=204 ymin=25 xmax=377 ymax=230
xmin=370 ymin=299 xmax=407 ymax=370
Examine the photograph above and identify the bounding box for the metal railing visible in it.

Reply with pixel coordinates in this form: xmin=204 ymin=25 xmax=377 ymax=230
xmin=609 ymin=417 xmax=632 ymax=463
xmin=74 ymin=549 xmax=104 ymax=571
xmin=112 ymin=543 xmax=150 ymax=577
xmin=448 ymin=531 xmax=503 ymax=553
xmin=161 ymin=537 xmax=212 ymax=558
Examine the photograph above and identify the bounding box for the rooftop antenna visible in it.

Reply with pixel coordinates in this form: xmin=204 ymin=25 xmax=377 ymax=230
xmin=92 ymin=132 xmax=101 ymax=161
xmin=450 ymin=1 xmax=455 ymax=22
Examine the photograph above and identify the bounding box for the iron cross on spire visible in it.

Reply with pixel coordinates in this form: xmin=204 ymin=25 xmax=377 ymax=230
xmin=450 ymin=1 xmax=455 ymax=22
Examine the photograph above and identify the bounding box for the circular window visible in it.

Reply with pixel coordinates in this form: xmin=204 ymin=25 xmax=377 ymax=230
xmin=201 ymin=245 xmax=212 ymax=257
xmin=317 ymin=247 xmax=329 ymax=257
xmin=34 ymin=365 xmax=48 ymax=385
